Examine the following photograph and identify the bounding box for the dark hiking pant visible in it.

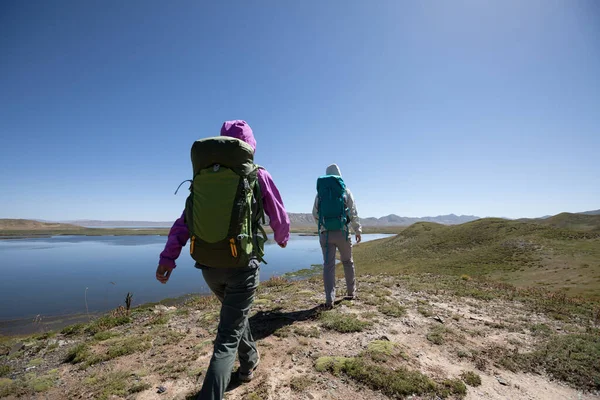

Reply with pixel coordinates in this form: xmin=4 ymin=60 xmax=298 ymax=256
xmin=197 ymin=263 xmax=259 ymax=400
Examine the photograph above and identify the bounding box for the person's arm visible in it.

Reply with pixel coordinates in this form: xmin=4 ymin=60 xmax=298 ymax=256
xmin=156 ymin=211 xmax=190 ymax=283
xmin=258 ymin=168 xmax=290 ymax=246
xmin=312 ymin=194 xmax=319 ymax=225
xmin=159 ymin=211 xmax=190 ymax=268
xmin=345 ymin=188 xmax=362 ymax=236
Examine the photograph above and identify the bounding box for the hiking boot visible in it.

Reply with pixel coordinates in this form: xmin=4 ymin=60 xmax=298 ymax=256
xmin=344 ymin=295 xmax=357 ymax=301
xmin=238 ymin=351 xmax=260 ymax=383
xmin=320 ymin=303 xmax=334 ymax=311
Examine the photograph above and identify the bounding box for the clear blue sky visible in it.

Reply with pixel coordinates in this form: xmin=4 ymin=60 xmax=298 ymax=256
xmin=1 ymin=1 xmax=599 ymax=221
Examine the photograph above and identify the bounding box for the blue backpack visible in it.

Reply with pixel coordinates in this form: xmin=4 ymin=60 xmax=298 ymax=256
xmin=316 ymin=175 xmax=349 ymax=233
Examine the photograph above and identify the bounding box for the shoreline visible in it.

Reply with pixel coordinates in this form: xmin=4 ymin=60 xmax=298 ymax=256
xmin=0 ymin=228 xmax=171 ymax=240
xmin=1 ymin=262 xmax=331 ymax=336
xmin=0 ymin=225 xmax=403 ymax=240
xmin=0 ymin=292 xmax=207 ymax=337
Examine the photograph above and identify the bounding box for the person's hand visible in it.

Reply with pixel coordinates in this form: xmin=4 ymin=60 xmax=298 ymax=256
xmin=156 ymin=265 xmax=173 ymax=284
xmin=355 ymin=234 xmax=362 ymax=244
xmin=278 ymin=242 xmax=287 ymax=248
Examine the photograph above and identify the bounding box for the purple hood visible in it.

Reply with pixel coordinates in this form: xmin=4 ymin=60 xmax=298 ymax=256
xmin=221 ymin=120 xmax=256 ymax=152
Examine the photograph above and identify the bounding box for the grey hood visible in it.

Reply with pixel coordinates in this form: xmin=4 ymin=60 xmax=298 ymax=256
xmin=326 ymin=164 xmax=342 ymax=177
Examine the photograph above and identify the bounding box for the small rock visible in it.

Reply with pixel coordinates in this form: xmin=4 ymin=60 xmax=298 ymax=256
xmin=379 ymin=335 xmax=390 ymax=341
xmin=167 ymin=306 xmax=177 ymax=311
xmin=292 ymin=355 xmax=298 ymax=362
xmin=9 ymin=342 xmax=25 ymax=355
xmin=496 ymin=376 xmax=509 ymax=386
xmin=25 ymin=366 xmax=36 ymax=371
xmin=326 ymin=341 xmax=332 ymax=345
xmin=307 ymin=393 xmax=315 ymax=399
xmin=433 ymin=316 xmax=445 ymax=324
xmin=157 ymin=386 xmax=167 ymax=394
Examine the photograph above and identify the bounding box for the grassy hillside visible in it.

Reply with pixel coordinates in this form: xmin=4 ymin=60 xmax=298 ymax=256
xmin=353 ymin=218 xmax=600 ymax=299
xmin=527 ymin=212 xmax=600 ymax=232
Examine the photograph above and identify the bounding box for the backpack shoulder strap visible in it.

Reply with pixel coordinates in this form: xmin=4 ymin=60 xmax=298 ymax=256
xmin=250 ymin=166 xmax=268 ymax=264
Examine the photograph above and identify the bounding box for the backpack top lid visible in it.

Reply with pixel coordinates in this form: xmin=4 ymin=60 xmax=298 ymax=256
xmin=191 ymin=136 xmax=255 ymax=176
xmin=317 ymin=174 xmax=346 ymax=193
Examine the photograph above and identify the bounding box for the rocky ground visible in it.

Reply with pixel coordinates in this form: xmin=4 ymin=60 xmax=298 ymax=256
xmin=1 ymin=273 xmax=599 ymax=400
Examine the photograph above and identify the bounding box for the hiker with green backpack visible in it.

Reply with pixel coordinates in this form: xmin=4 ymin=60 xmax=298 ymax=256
xmin=313 ymin=164 xmax=362 ymax=309
xmin=155 ymin=120 xmax=290 ymax=400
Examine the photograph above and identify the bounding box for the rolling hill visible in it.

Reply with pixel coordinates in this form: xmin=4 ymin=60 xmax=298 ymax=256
xmin=0 ymin=219 xmax=168 ymax=238
xmin=518 ymin=212 xmax=600 ymax=232
xmin=353 ymin=216 xmax=600 ymax=299
xmin=62 ymin=220 xmax=172 ymax=228
xmin=0 ymin=219 xmax=81 ymax=231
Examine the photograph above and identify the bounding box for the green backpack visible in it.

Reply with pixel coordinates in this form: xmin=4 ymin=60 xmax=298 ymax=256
xmin=183 ymin=136 xmax=268 ymax=268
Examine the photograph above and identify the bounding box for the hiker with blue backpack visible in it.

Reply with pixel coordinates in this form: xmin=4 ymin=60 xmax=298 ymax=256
xmin=155 ymin=120 xmax=290 ymax=400
xmin=313 ymin=164 xmax=362 ymax=309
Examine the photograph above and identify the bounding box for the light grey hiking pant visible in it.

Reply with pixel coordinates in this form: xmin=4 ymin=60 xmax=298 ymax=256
xmin=320 ymin=230 xmax=356 ymax=305
xmin=198 ymin=262 xmax=259 ymax=400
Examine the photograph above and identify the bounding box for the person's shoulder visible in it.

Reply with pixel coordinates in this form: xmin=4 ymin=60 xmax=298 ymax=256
xmin=257 ymin=166 xmax=272 ymax=179
xmin=257 ymin=167 xmax=277 ymax=188
xmin=344 ymin=187 xmax=356 ymax=202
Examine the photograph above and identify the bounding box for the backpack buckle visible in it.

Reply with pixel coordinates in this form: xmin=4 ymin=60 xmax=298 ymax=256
xmin=213 ymin=164 xmax=220 ymax=172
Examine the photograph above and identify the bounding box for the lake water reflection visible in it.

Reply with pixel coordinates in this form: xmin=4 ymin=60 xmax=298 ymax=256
xmin=0 ymin=233 xmax=393 ymax=321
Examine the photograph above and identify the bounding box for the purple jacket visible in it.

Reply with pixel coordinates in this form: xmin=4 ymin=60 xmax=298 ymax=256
xmin=159 ymin=120 xmax=291 ymax=269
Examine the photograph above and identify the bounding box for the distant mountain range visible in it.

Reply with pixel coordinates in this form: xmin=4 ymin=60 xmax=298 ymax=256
xmin=361 ymin=213 xmax=480 ymax=226
xmin=286 ymin=213 xmax=481 ymax=227
xmin=49 ymin=209 xmax=599 ymax=228
xmin=62 ymin=214 xmax=480 ymax=228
